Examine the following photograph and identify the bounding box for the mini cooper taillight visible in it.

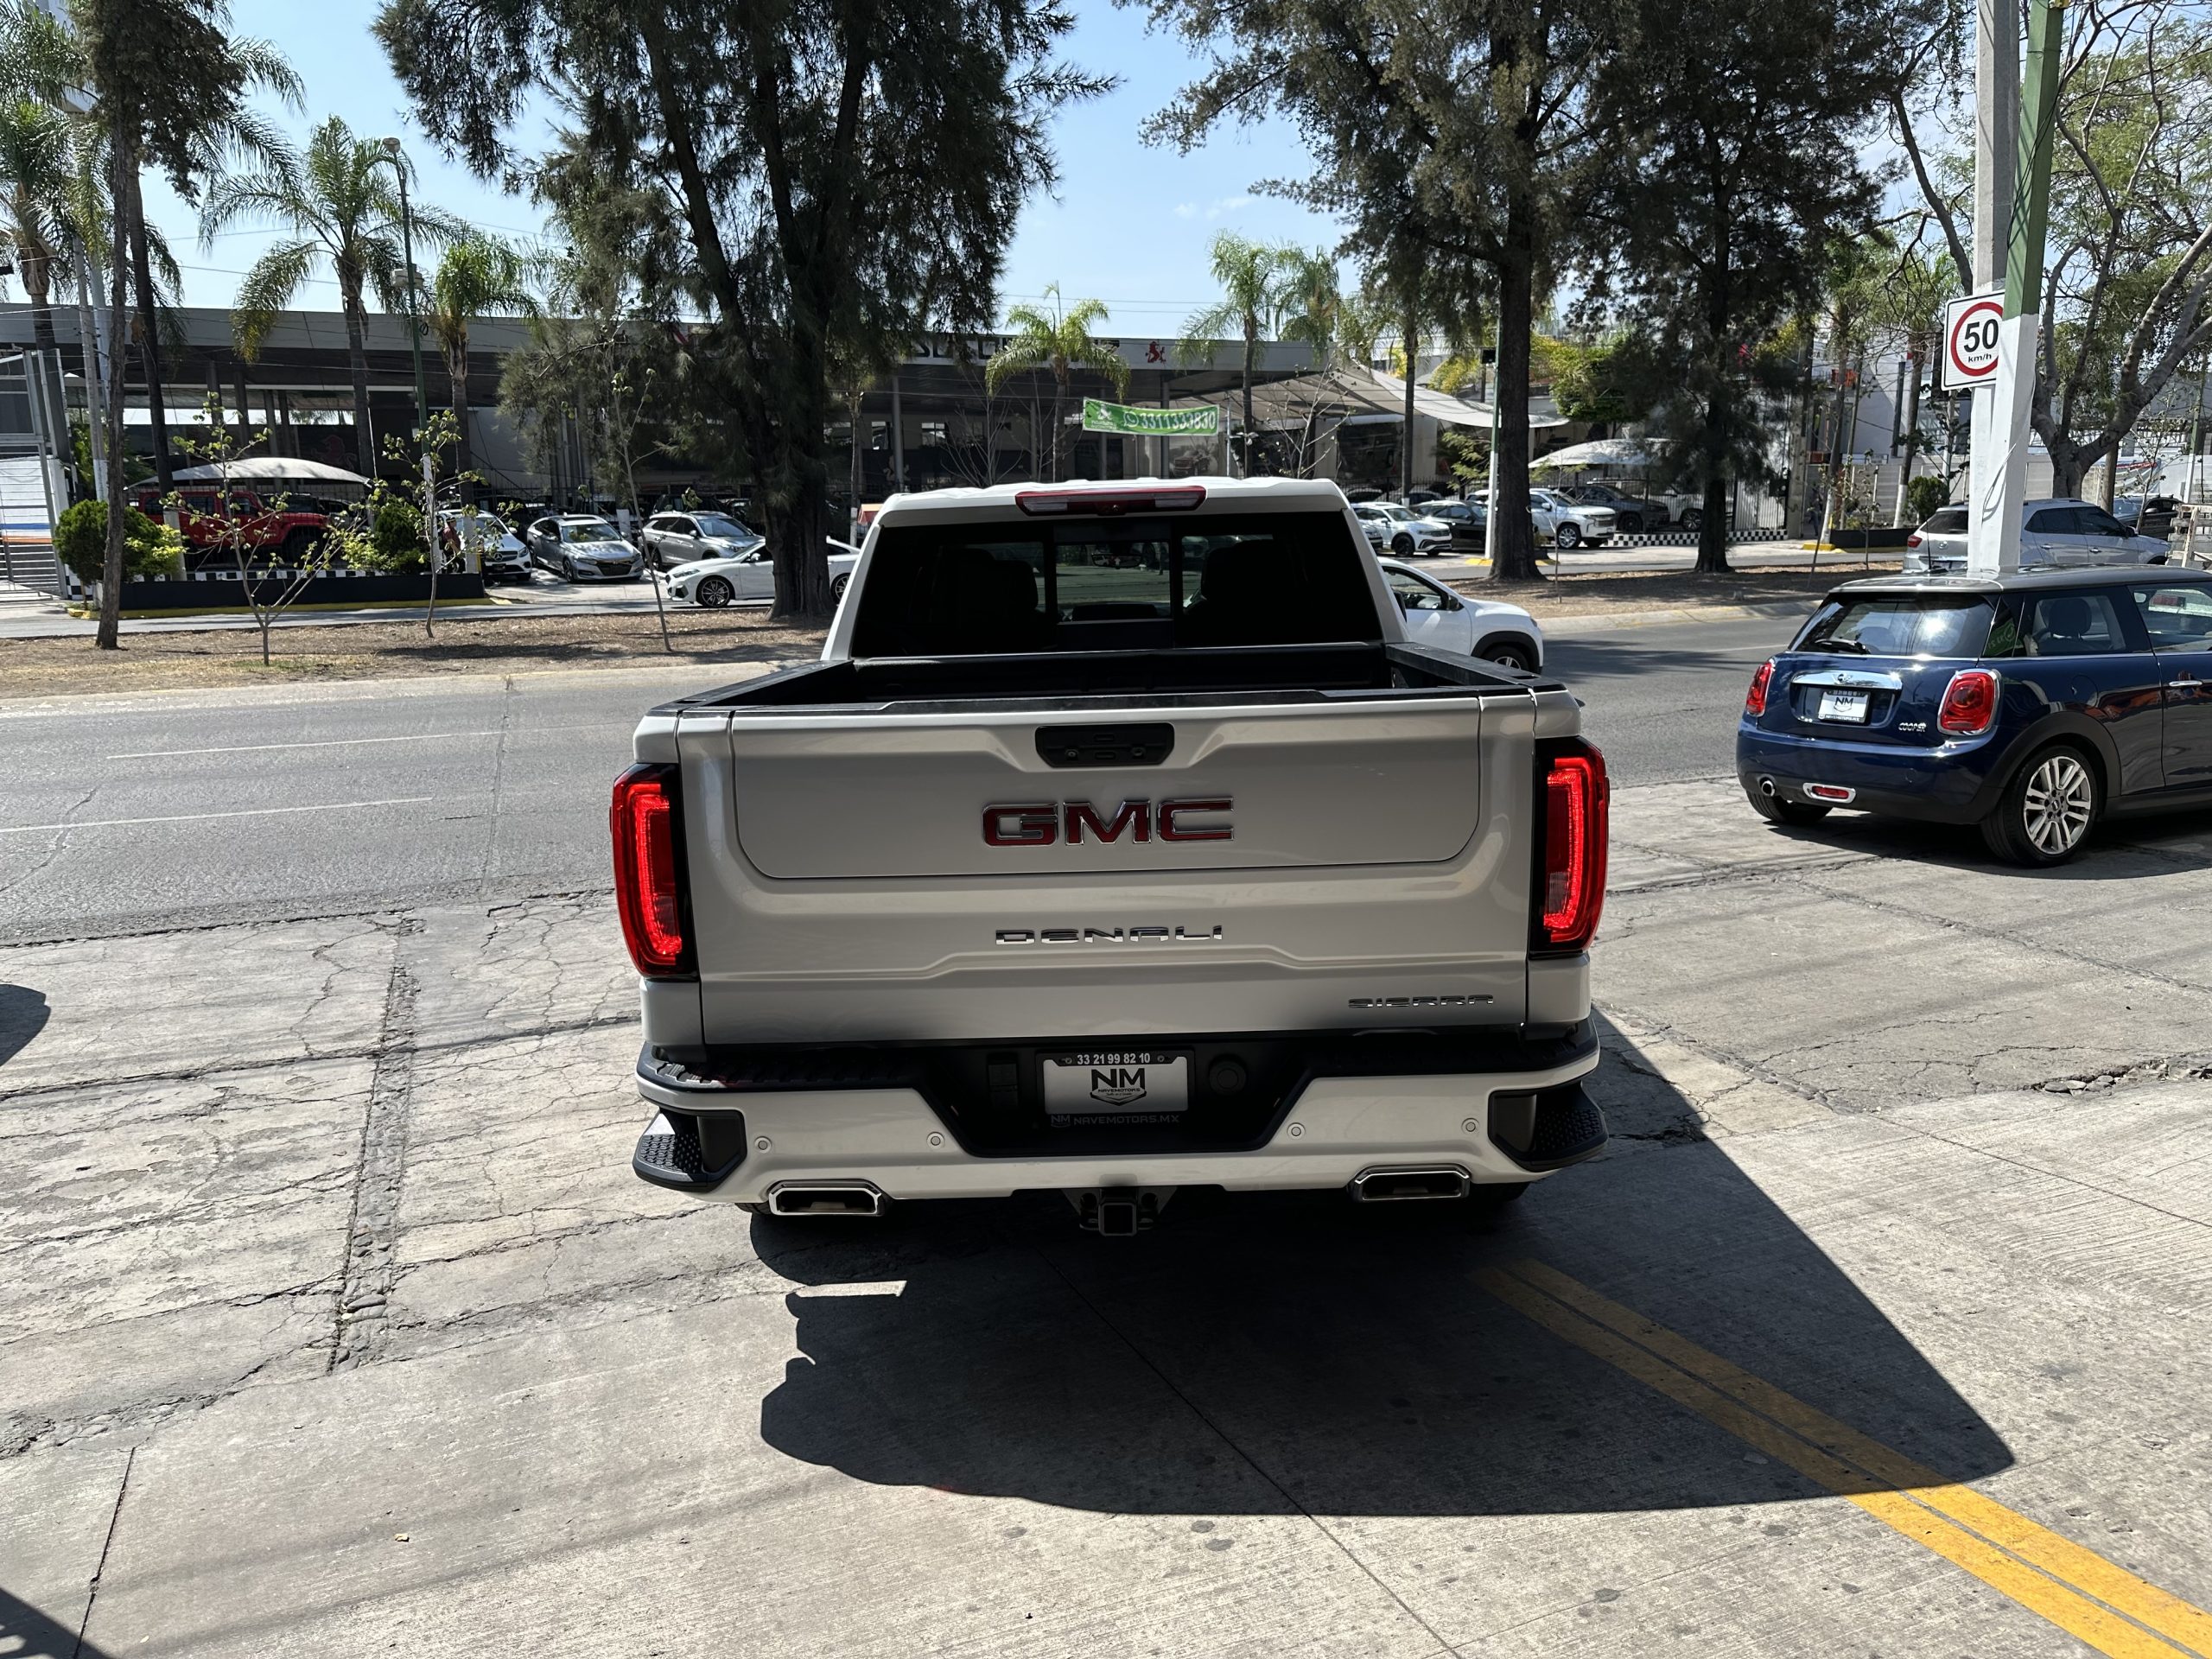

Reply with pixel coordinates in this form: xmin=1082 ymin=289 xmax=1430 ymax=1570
xmin=1745 ymin=658 xmax=1776 ymax=716
xmin=1534 ymin=739 xmax=1609 ymax=955
xmin=1938 ymin=668 xmax=1999 ymax=736
xmin=611 ymin=764 xmax=692 ymax=977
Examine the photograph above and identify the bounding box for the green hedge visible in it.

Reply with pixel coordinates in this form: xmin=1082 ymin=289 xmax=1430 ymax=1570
xmin=54 ymin=499 xmax=185 ymax=583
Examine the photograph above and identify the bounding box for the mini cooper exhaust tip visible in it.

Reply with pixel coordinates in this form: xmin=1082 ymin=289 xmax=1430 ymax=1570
xmin=766 ymin=1180 xmax=886 ymax=1217
xmin=1758 ymin=776 xmax=1779 ymax=798
xmin=1349 ymin=1166 xmax=1471 ymax=1203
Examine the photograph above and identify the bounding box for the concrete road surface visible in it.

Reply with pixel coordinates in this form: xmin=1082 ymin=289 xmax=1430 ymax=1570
xmin=5 ymin=620 xmax=2212 ymax=1657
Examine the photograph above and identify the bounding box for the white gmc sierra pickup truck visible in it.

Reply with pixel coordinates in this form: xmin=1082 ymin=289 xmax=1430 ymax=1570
xmin=613 ymin=477 xmax=1609 ymax=1234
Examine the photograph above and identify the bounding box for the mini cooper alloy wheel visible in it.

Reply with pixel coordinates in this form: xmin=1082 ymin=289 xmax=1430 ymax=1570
xmin=2022 ymin=752 xmax=2094 ymax=857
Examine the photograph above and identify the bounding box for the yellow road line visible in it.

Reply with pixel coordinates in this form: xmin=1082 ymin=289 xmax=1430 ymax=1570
xmin=1475 ymin=1265 xmax=2210 ymax=1658
xmin=1503 ymin=1259 xmax=2212 ymax=1657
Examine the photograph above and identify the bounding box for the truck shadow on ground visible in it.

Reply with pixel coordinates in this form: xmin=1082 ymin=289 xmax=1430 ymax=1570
xmin=753 ymin=1031 xmax=2012 ymax=1517
xmin=0 ymin=983 xmax=50 ymax=1072
xmin=0 ymin=1585 xmax=110 ymax=1659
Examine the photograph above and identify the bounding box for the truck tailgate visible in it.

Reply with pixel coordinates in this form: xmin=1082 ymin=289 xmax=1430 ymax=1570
xmin=730 ymin=702 xmax=1481 ymax=877
xmin=674 ymin=690 xmax=1541 ymax=1044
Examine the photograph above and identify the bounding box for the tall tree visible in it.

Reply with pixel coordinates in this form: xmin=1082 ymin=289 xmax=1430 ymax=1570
xmin=1142 ymin=0 xmax=1625 ymax=581
xmin=5 ymin=0 xmax=299 ymax=493
xmin=66 ymin=0 xmax=263 ymax=647
xmin=1179 ymin=232 xmax=1290 ymax=475
xmin=1584 ymin=0 xmax=1912 ymax=572
xmin=378 ymin=0 xmax=1104 ymax=620
xmin=203 ymin=116 xmax=461 ymax=476
xmin=424 ymin=232 xmax=537 ymax=500
xmin=985 ymin=284 xmax=1129 ymax=482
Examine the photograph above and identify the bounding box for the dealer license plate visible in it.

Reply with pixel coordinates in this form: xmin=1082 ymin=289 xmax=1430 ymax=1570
xmin=1817 ymin=689 xmax=1872 ymax=723
xmin=1042 ymin=1051 xmax=1189 ymax=1122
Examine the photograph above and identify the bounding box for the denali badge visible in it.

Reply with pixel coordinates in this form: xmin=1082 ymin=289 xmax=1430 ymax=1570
xmin=998 ymin=925 xmax=1224 ymax=944
xmin=982 ymin=798 xmax=1232 ymax=846
xmin=1347 ymin=994 xmax=1495 ymax=1008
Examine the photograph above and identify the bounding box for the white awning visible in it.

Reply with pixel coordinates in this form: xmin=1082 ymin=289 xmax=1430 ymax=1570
xmin=1367 ymin=370 xmax=1572 ymax=430
xmin=1529 ymin=438 xmax=1668 ymax=473
xmin=168 ymin=457 xmax=373 ymax=486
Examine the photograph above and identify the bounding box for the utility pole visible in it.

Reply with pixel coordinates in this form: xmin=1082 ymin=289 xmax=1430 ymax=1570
xmin=1964 ymin=0 xmax=2019 ymax=572
xmin=1967 ymin=0 xmax=2063 ymax=574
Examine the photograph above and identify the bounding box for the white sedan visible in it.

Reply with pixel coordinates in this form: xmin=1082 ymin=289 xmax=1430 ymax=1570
xmin=1354 ymin=500 xmax=1455 ymax=556
xmin=667 ymin=538 xmax=861 ymax=607
xmin=1379 ymin=556 xmax=1544 ymax=671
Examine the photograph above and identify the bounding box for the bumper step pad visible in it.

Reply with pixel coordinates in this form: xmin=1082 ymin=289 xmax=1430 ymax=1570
xmin=632 ymin=1109 xmax=747 ymax=1192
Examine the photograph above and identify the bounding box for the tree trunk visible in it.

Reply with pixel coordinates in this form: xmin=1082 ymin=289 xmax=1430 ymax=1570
xmin=1241 ymin=322 xmax=1255 ymax=477
xmin=118 ymin=168 xmax=174 ymax=492
xmin=766 ymin=334 xmax=836 ymax=620
xmin=1401 ymin=297 xmax=1417 ymax=499
xmin=1897 ymin=347 xmax=1923 ymax=522
xmin=343 ymin=297 xmax=376 ymax=476
xmin=97 ymin=133 xmax=131 ymax=651
xmin=1694 ymin=202 xmax=1733 ymax=575
xmin=1490 ymin=219 xmax=1544 ymax=582
xmin=448 ymin=340 xmax=474 ymax=504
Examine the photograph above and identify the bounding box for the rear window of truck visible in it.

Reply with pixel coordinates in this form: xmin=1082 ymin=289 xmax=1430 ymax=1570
xmin=849 ymin=510 xmax=1381 ymax=657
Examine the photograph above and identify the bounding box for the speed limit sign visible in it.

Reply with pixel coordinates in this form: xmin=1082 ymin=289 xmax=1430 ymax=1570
xmin=1942 ymin=291 xmax=2005 ymax=392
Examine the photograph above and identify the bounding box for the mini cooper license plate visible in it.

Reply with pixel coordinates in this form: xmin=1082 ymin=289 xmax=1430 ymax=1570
xmin=1818 ymin=689 xmax=1872 ymax=722
xmin=1042 ymin=1052 xmax=1189 ymax=1122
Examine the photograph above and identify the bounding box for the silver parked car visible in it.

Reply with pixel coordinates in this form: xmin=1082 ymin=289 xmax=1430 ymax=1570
xmin=1904 ymin=498 xmax=2173 ymax=574
xmin=525 ymin=515 xmax=645 ymax=582
xmin=639 ymin=509 xmax=765 ymax=572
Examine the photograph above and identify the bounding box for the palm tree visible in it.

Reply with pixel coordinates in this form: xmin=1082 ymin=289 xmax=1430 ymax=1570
xmin=1 ymin=1 xmax=300 ymax=491
xmin=984 ymin=283 xmax=1128 ymax=481
xmin=424 ymin=234 xmax=537 ymax=499
xmin=0 ymin=93 xmax=79 ymax=422
xmin=1179 ymin=232 xmax=1294 ymax=475
xmin=201 ymin=116 xmax=461 ymax=475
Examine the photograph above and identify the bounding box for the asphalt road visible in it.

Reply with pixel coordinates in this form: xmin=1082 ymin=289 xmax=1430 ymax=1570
xmin=0 ymin=613 xmax=1799 ymax=944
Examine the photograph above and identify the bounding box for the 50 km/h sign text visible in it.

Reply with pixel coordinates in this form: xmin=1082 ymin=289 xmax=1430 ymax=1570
xmin=1942 ymin=291 xmax=2005 ymax=393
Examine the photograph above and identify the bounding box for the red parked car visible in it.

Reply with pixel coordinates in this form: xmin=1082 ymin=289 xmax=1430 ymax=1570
xmin=132 ymin=486 xmax=334 ymax=570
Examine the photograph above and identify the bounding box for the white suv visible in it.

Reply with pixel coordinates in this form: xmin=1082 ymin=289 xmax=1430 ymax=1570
xmin=1354 ymin=500 xmax=1456 ymax=556
xmin=1904 ymin=499 xmax=2172 ymax=574
xmin=1529 ymin=489 xmax=1615 ymax=550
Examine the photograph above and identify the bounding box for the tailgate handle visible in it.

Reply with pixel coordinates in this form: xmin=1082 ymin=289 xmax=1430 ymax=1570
xmin=1036 ymin=722 xmax=1175 ymax=768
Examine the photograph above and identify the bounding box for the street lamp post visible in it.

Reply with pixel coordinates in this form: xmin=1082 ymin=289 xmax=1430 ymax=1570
xmin=378 ymin=137 xmax=430 ymax=444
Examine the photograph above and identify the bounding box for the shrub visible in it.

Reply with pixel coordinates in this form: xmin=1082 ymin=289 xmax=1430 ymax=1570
xmin=1904 ymin=474 xmax=1951 ymax=524
xmin=353 ymin=496 xmax=428 ymax=574
xmin=54 ymin=499 xmax=185 ymax=583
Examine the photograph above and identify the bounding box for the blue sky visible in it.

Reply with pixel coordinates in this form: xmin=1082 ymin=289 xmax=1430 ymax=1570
xmin=146 ymin=0 xmax=1347 ymax=338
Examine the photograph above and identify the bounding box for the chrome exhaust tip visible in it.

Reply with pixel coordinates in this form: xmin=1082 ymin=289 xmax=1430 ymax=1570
xmin=766 ymin=1180 xmax=886 ymax=1217
xmin=1758 ymin=776 xmax=1778 ymax=798
xmin=1349 ymin=1166 xmax=1471 ymax=1203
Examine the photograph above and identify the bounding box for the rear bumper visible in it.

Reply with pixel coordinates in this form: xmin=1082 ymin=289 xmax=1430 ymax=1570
xmin=1736 ymin=724 xmax=2003 ymax=823
xmin=631 ymin=1024 xmax=1604 ymax=1203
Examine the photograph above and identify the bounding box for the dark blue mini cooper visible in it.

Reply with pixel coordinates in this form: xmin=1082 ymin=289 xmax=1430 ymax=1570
xmin=1737 ymin=570 xmax=2212 ymax=865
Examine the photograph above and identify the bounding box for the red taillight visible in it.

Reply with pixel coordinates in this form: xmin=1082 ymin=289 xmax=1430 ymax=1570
xmin=1938 ymin=668 xmax=1999 ymax=736
xmin=1745 ymin=658 xmax=1776 ymax=716
xmin=1014 ymin=486 xmax=1207 ymax=516
xmin=611 ymin=763 xmax=690 ymax=977
xmin=1906 ymin=533 xmax=1923 ymax=548
xmin=1535 ymin=741 xmax=1609 ymax=955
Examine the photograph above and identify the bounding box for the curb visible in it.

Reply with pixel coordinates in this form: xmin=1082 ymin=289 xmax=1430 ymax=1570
xmin=1539 ymin=601 xmax=1815 ymax=633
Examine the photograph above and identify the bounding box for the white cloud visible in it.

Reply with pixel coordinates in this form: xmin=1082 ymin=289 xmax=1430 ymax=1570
xmin=1173 ymin=201 xmax=1198 ymax=219
xmin=1205 ymin=194 xmax=1254 ymax=220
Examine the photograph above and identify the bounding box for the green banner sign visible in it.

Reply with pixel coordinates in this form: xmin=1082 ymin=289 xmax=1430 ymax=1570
xmin=1081 ymin=397 xmax=1222 ymax=436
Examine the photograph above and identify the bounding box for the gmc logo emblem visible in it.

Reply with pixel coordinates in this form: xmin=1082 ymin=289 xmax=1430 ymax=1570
xmin=982 ymin=798 xmax=1233 ymax=846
